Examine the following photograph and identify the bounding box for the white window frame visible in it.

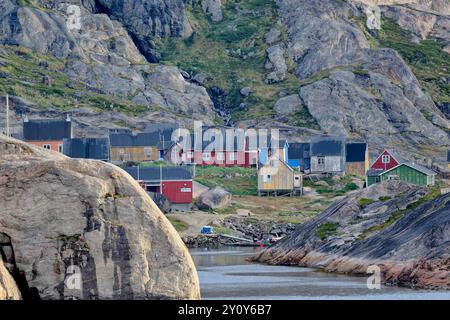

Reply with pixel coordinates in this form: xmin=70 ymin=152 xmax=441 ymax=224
xmin=382 ymin=155 xmax=391 ymax=164
xmin=58 ymin=144 xmax=63 ymax=153
xmin=144 ymin=147 xmax=152 ymax=157
xmin=216 ymin=152 xmax=224 ymax=161
xmin=263 ymin=174 xmax=272 ymax=183
xmin=43 ymin=144 xmax=51 ymax=150
xmin=388 ymin=175 xmax=399 ymax=181
xmin=318 ymin=156 xmax=325 ymax=165
xmin=202 ymin=152 xmax=211 ymax=161
xmin=229 ymin=152 xmax=236 ymax=161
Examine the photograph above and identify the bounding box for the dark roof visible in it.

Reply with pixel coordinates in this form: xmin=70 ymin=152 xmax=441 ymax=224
xmin=63 ymin=138 xmax=110 ymax=160
xmin=367 ymin=169 xmax=384 ymax=176
xmin=109 ymin=128 xmax=132 ymax=135
xmin=288 ymin=143 xmax=310 ymax=160
xmin=310 ymin=136 xmax=346 ymax=157
xmin=346 ymin=142 xmax=367 ymax=162
xmin=109 ymin=132 xmax=160 ymax=147
xmin=23 ymin=119 xmax=72 ymax=141
xmin=123 ymin=166 xmax=193 ymax=181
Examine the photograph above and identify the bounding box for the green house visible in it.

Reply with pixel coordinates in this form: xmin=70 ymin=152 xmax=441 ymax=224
xmin=367 ymin=163 xmax=436 ymax=187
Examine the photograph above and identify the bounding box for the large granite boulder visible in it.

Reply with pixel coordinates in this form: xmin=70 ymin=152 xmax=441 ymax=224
xmin=0 ymin=135 xmax=200 ymax=300
xmin=197 ymin=187 xmax=232 ymax=210
xmin=0 ymin=259 xmax=20 ymax=300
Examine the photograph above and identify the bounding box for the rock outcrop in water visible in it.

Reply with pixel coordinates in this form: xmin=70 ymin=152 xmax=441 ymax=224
xmin=255 ymin=181 xmax=450 ymax=289
xmin=0 ymin=135 xmax=200 ymax=300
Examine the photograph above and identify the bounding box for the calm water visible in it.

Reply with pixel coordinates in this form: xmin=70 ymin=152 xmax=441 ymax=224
xmin=190 ymin=247 xmax=450 ymax=300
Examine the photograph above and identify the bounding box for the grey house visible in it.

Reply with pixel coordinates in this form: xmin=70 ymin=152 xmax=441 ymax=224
xmin=310 ymin=136 xmax=346 ymax=174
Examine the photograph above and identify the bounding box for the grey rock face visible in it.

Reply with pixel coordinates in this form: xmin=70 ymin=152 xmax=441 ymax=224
xmin=95 ymin=0 xmax=193 ymax=62
xmin=266 ymin=44 xmax=287 ymax=83
xmin=0 ymin=135 xmax=200 ymax=300
xmin=274 ymin=94 xmax=303 ymax=115
xmin=256 ymin=180 xmax=450 ymax=289
xmin=202 ymin=0 xmax=223 ymax=22
xmin=277 ymin=0 xmax=449 ymax=155
xmin=264 ymin=28 xmax=281 ymax=45
xmin=197 ymin=187 xmax=232 ymax=210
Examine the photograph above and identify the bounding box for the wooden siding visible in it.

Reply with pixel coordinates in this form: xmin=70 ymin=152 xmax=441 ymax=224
xmin=368 ymin=165 xmax=435 ymax=186
xmin=347 ymin=162 xmax=367 ymax=177
xmin=110 ymin=146 xmax=160 ymax=162
xmin=311 ymin=156 xmax=344 ymax=173
xmin=258 ymin=159 xmax=294 ymax=191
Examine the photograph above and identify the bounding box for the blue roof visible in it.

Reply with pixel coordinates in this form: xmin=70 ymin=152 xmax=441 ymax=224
xmin=346 ymin=142 xmax=367 ymax=162
xmin=63 ymin=138 xmax=110 ymax=160
xmin=310 ymin=136 xmax=346 ymax=157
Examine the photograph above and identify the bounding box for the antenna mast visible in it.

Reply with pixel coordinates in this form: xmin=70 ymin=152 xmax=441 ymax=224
xmin=6 ymin=94 xmax=10 ymax=137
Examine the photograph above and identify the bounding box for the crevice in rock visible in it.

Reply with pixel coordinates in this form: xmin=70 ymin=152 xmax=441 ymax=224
xmin=0 ymin=232 xmax=40 ymax=300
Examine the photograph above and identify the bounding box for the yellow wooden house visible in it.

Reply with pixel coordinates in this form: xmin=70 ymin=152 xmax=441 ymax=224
xmin=258 ymin=157 xmax=294 ymax=196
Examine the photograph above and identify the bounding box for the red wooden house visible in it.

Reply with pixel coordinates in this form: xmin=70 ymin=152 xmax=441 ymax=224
xmin=370 ymin=149 xmax=403 ymax=171
xmin=124 ymin=166 xmax=193 ymax=211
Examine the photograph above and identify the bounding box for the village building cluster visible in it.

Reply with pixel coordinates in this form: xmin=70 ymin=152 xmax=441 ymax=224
xmin=15 ymin=117 xmax=438 ymax=211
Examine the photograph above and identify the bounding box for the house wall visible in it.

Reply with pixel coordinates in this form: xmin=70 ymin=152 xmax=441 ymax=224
xmin=162 ymin=181 xmax=193 ymax=204
xmin=347 ymin=162 xmax=367 ymax=177
xmin=110 ymin=146 xmax=160 ymax=162
xmin=371 ymin=150 xmax=399 ymax=170
xmin=380 ymin=165 xmax=432 ymax=186
xmin=258 ymin=161 xmax=294 ymax=191
xmin=193 ymin=151 xmax=248 ymax=167
xmin=27 ymin=140 xmax=64 ymax=153
xmin=311 ymin=156 xmax=344 ymax=173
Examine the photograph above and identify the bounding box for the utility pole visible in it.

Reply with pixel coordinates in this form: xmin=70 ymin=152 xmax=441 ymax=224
xmin=5 ymin=94 xmax=10 ymax=137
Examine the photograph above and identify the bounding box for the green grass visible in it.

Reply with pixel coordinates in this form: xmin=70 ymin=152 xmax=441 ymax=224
xmin=358 ymin=198 xmax=375 ymax=208
xmin=195 ymin=166 xmax=258 ymax=196
xmin=375 ymin=18 xmax=450 ymax=105
xmin=0 ymin=45 xmax=161 ymax=117
xmin=379 ymin=196 xmax=392 ymax=202
xmin=213 ymin=226 xmax=234 ymax=235
xmin=316 ymin=223 xmax=339 ymax=240
xmin=157 ymin=0 xmax=319 ymax=127
xmin=167 ymin=216 xmax=188 ymax=232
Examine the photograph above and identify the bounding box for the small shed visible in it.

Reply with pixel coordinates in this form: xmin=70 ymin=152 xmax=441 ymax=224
xmin=346 ymin=142 xmax=369 ymax=177
xmin=310 ymin=136 xmax=346 ymax=174
xmin=258 ymin=158 xmax=294 ymax=196
xmin=367 ymin=163 xmax=436 ymax=187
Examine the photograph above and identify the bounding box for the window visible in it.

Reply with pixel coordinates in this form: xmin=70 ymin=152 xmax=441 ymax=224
xmin=187 ymin=151 xmax=193 ymax=158
xmin=43 ymin=144 xmax=51 ymax=150
xmin=388 ymin=175 xmax=399 ymax=181
xmin=202 ymin=152 xmax=211 ymax=161
xmin=382 ymin=155 xmax=391 ymax=164
xmin=216 ymin=152 xmax=224 ymax=161
xmin=119 ymin=148 xmax=125 ymax=155
xmin=58 ymin=144 xmax=63 ymax=153
xmin=263 ymin=174 xmax=272 ymax=183
xmin=229 ymin=152 xmax=236 ymax=161
xmin=144 ymin=147 xmax=152 ymax=157
xmin=318 ymin=157 xmax=325 ymax=165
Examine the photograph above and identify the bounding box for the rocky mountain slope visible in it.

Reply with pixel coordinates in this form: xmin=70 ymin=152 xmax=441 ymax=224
xmin=255 ymin=181 xmax=449 ymax=289
xmin=0 ymin=0 xmax=448 ymax=160
xmin=0 ymin=259 xmax=20 ymax=300
xmin=0 ymin=134 xmax=200 ymax=300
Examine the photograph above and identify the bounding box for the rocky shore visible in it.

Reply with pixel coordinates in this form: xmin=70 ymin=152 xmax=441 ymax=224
xmin=254 ymin=181 xmax=450 ymax=290
xmin=183 ymin=217 xmax=298 ymax=248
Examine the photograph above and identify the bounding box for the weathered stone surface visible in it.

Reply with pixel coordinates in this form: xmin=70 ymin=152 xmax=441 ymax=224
xmin=274 ymin=94 xmax=303 ymax=115
xmin=277 ymin=0 xmax=449 ymax=157
xmin=240 ymin=87 xmax=252 ymax=97
xmin=197 ymin=187 xmax=232 ymax=210
xmin=202 ymin=0 xmax=223 ymax=22
xmin=266 ymin=44 xmax=287 ymax=83
xmin=0 ymin=259 xmax=20 ymax=300
xmin=255 ymin=181 xmax=450 ymax=289
xmin=0 ymin=135 xmax=200 ymax=300
xmin=264 ymin=28 xmax=281 ymax=45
